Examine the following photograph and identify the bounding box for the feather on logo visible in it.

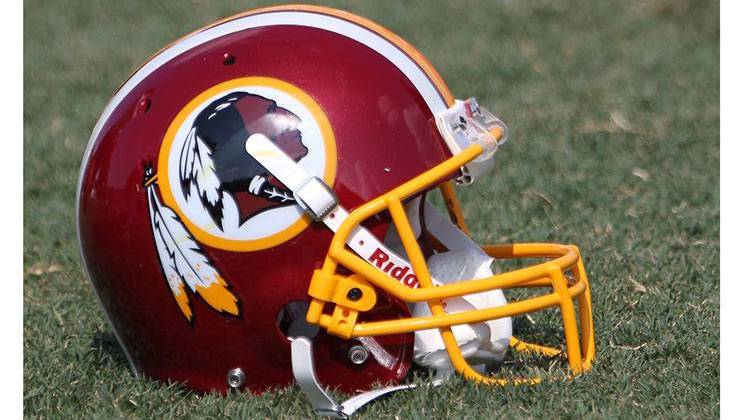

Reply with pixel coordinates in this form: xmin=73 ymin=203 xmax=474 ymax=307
xmin=145 ymin=167 xmax=239 ymax=322
xmin=179 ymin=127 xmax=224 ymax=228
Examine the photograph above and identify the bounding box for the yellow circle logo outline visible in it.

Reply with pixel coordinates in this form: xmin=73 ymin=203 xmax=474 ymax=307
xmin=157 ymin=77 xmax=337 ymax=252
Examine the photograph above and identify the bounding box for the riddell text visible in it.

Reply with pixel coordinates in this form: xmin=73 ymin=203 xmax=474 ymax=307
xmin=368 ymin=248 xmax=420 ymax=288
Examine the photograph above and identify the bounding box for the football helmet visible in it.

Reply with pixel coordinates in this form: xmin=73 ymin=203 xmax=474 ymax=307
xmin=77 ymin=4 xmax=594 ymax=414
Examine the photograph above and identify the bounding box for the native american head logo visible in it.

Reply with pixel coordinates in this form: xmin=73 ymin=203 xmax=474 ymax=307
xmin=144 ymin=79 xmax=335 ymax=322
xmin=179 ymin=92 xmax=309 ymax=230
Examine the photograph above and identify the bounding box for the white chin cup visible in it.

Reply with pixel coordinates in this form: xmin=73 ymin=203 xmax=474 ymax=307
xmin=384 ymin=198 xmax=512 ymax=375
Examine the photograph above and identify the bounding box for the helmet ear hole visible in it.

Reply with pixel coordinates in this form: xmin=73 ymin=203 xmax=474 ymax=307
xmin=277 ymin=301 xmax=320 ymax=340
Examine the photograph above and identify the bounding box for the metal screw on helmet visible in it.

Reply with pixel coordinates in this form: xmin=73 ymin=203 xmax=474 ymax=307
xmin=227 ymin=367 xmax=246 ymax=389
xmin=347 ymin=288 xmax=363 ymax=301
xmin=348 ymin=345 xmax=369 ymax=365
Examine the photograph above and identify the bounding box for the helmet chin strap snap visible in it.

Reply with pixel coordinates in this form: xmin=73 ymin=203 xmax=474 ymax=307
xmin=291 ymin=337 xmax=421 ymax=419
xmin=245 ymin=133 xmax=338 ymax=221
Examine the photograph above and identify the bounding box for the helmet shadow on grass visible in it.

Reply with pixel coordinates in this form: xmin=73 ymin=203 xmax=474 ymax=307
xmin=90 ymin=329 xmax=130 ymax=369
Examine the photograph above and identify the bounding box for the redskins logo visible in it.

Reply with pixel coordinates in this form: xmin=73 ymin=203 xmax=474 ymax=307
xmin=144 ymin=77 xmax=336 ymax=321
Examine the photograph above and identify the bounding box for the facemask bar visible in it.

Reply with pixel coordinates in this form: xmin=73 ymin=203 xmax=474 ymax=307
xmin=435 ymin=182 xmax=591 ymax=364
xmin=435 ymin=98 xmax=509 ymax=185
xmin=305 ymin=144 xmax=595 ymax=383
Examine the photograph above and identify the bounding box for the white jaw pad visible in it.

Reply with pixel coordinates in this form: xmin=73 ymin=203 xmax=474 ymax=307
xmin=422 ymin=201 xmax=512 ymax=353
xmin=386 ymin=198 xmax=512 ymax=373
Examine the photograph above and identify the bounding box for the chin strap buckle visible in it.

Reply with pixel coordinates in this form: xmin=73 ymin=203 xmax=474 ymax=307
xmin=291 ymin=337 xmax=418 ymax=419
xmin=294 ymin=176 xmax=338 ymax=221
xmin=245 ymin=133 xmax=337 ymax=221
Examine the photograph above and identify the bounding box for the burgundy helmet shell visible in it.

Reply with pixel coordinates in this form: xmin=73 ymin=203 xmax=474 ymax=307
xmin=78 ymin=5 xmax=596 ymax=400
xmin=78 ymin=5 xmax=455 ymax=393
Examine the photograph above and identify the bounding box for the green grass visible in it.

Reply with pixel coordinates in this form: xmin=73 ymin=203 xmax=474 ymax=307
xmin=24 ymin=0 xmax=719 ymax=418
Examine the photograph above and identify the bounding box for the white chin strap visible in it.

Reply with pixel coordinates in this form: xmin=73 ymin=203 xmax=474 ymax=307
xmin=246 ymin=134 xmax=510 ymax=416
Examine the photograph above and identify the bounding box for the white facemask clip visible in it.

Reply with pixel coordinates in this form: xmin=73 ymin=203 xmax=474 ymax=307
xmin=435 ymin=98 xmax=509 ymax=185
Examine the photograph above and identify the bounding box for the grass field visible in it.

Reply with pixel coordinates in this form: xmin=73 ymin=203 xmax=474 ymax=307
xmin=24 ymin=0 xmax=719 ymax=418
